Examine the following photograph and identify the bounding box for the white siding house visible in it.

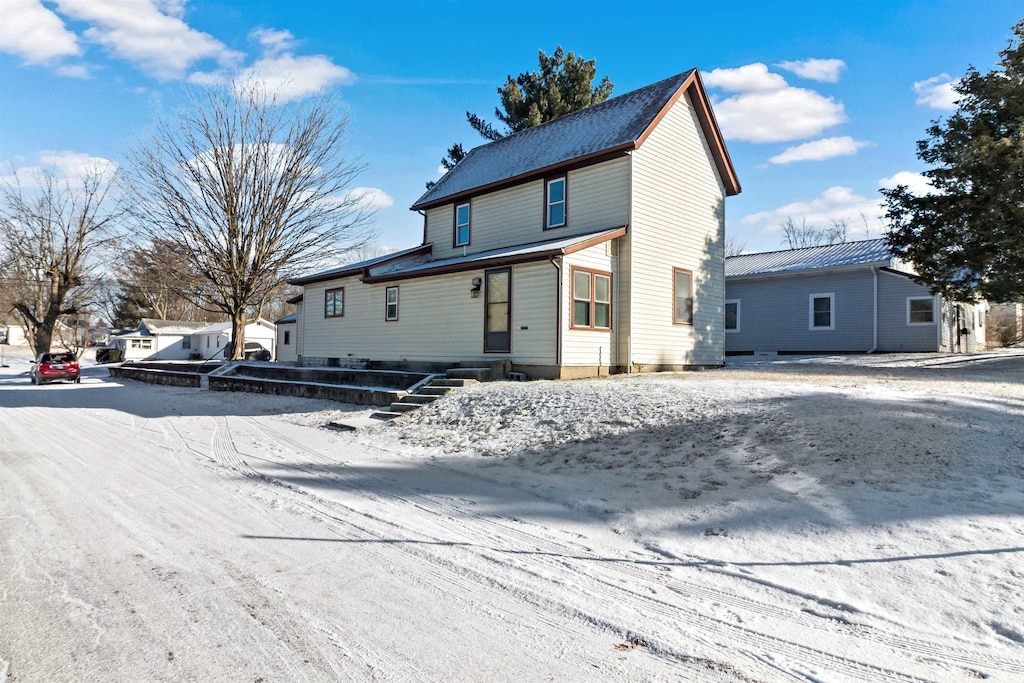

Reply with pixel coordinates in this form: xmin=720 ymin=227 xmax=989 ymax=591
xmin=275 ymin=313 xmax=298 ymax=364
xmin=192 ymin=319 xmax=277 ymax=360
xmin=110 ymin=319 xmax=208 ymax=361
xmin=291 ymin=70 xmax=741 ymax=378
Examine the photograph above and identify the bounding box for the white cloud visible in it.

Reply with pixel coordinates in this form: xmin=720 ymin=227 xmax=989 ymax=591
xmin=913 ymin=74 xmax=959 ymax=110
xmin=775 ymin=58 xmax=846 ymax=83
xmin=0 ymin=0 xmax=80 ymax=64
xmin=54 ymin=0 xmax=242 ymax=80
xmin=2 ymin=151 xmax=119 ymax=189
xmin=768 ymin=136 xmax=872 ymax=164
xmin=250 ymin=27 xmax=297 ymax=56
xmin=879 ymin=171 xmax=935 ymax=196
xmin=56 ymin=64 xmax=92 ymax=79
xmin=704 ymin=63 xmax=847 ymax=143
xmin=345 ymin=187 xmax=393 ymax=211
xmin=739 ymin=186 xmax=885 ymax=235
xmin=436 ymin=165 xmax=448 ymax=176
xmin=237 ymin=53 xmax=354 ymax=101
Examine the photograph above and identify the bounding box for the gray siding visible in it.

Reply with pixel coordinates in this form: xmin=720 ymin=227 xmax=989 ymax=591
xmin=725 ymin=270 xmax=875 ymax=353
xmin=877 ymin=272 xmax=940 ymax=352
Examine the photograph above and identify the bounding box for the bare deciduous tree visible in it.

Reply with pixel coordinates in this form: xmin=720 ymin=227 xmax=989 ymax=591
xmin=0 ymin=167 xmax=121 ymax=355
xmin=124 ymin=83 xmax=376 ymax=359
xmin=780 ymin=217 xmax=850 ymax=249
xmin=724 ymin=236 xmax=747 ymax=257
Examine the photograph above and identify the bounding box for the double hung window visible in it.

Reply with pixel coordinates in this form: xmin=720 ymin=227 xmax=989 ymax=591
xmin=907 ymin=297 xmax=935 ymax=324
xmin=809 ymin=293 xmax=834 ymax=330
xmin=571 ymin=268 xmax=611 ymax=329
xmin=546 ymin=178 xmax=566 ymax=229
xmin=454 ymin=203 xmax=470 ymax=246
xmin=385 ymin=286 xmax=399 ymax=321
xmin=673 ymin=268 xmax=693 ymax=325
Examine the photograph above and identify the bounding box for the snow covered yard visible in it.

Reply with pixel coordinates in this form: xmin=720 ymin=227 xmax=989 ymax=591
xmin=2 ymin=347 xmax=1023 ymax=681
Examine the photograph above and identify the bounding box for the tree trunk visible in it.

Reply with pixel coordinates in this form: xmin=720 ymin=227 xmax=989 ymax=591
xmin=230 ymin=310 xmax=246 ymax=360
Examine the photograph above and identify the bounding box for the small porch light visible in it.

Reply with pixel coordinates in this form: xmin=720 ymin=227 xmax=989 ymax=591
xmin=471 ymin=277 xmax=482 ymax=298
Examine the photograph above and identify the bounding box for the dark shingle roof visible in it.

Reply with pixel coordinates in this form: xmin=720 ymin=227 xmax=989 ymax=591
xmin=725 ymin=239 xmax=894 ymax=278
xmin=412 ymin=71 xmax=697 ymax=210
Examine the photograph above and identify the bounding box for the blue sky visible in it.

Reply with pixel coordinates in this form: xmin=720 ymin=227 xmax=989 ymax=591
xmin=1 ymin=0 xmax=1021 ymax=253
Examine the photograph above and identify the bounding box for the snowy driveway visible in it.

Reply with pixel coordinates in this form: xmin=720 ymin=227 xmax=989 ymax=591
xmin=2 ymin=352 xmax=1024 ymax=681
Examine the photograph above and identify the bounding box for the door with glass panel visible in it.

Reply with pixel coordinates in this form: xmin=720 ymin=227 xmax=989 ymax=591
xmin=484 ymin=268 xmax=511 ymax=353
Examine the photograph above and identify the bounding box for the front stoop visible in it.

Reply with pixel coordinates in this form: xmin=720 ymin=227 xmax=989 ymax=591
xmin=370 ymin=371 xmax=480 ymax=420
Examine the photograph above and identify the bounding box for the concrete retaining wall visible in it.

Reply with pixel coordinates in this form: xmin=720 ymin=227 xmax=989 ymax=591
xmin=208 ymin=375 xmax=404 ymax=406
xmin=109 ymin=366 xmax=201 ymax=388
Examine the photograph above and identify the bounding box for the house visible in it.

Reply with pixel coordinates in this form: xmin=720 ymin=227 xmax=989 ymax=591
xmin=290 ymin=70 xmax=741 ymax=379
xmin=110 ymin=318 xmax=208 ymax=361
xmin=724 ymin=239 xmax=986 ymax=354
xmin=1 ymin=321 xmax=28 ymax=346
xmin=275 ymin=312 xmax=298 ymax=364
xmin=192 ymin=319 xmax=277 ymax=360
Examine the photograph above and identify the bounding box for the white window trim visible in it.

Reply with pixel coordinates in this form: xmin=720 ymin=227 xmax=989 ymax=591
xmin=455 ymin=203 xmax=470 ymax=247
xmin=809 ymin=293 xmax=835 ymax=331
xmin=725 ymin=299 xmax=741 ymax=333
xmin=546 ymin=177 xmax=566 ymax=229
xmin=906 ymin=296 xmax=936 ymax=325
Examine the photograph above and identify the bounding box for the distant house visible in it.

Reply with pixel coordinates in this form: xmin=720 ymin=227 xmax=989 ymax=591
xmin=724 ymin=239 xmax=986 ymax=354
xmin=110 ymin=319 xmax=208 ymax=361
xmin=1 ymin=321 xmax=27 ymax=346
xmin=290 ymin=69 xmax=741 ymax=378
xmin=275 ymin=312 xmax=298 ymax=364
xmin=193 ymin=319 xmax=277 ymax=360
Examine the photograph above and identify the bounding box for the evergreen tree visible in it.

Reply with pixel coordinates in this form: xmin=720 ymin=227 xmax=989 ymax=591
xmin=429 ymin=47 xmax=613 ymax=188
xmin=883 ymin=21 xmax=1024 ymax=302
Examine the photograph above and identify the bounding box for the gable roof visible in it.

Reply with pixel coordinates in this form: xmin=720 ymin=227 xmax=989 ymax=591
xmin=725 ymin=239 xmax=894 ymax=279
xmin=411 ymin=69 xmax=740 ymax=211
xmin=193 ymin=319 xmax=275 ymax=336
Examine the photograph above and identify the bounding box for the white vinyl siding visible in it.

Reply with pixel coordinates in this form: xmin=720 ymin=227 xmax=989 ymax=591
xmin=300 ymin=263 xmax=556 ymax=365
xmin=422 ymin=156 xmax=630 ymax=261
xmin=630 ymin=90 xmax=727 ymax=367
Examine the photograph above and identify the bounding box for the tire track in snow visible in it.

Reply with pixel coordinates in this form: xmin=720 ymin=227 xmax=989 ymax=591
xmin=245 ymin=418 xmax=1024 ymax=682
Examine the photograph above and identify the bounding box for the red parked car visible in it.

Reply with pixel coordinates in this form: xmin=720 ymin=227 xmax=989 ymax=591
xmin=30 ymin=350 xmax=81 ymax=385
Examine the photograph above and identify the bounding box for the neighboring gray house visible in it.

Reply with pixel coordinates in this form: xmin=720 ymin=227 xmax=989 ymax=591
xmin=724 ymin=239 xmax=986 ymax=354
xmin=290 ymin=70 xmax=741 ymax=378
xmin=275 ymin=312 xmax=298 ymax=364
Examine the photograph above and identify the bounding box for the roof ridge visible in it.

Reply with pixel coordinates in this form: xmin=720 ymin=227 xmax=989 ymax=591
xmin=726 ymin=237 xmax=888 ymax=260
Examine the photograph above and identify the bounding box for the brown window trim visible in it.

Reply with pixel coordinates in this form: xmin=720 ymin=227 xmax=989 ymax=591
xmin=385 ymin=285 xmax=399 ymax=322
xmin=453 ymin=202 xmax=471 ymax=248
xmin=570 ymin=266 xmax=613 ymax=331
xmin=325 ymin=287 xmax=344 ymax=318
xmin=672 ymin=267 xmax=693 ymax=326
xmin=544 ymin=176 xmax=568 ymax=230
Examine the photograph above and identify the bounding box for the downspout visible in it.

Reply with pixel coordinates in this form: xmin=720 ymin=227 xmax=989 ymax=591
xmin=549 ymin=256 xmax=562 ymax=368
xmin=867 ymin=265 xmax=878 ymax=353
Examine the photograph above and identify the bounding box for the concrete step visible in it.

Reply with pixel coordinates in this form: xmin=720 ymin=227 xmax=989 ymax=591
xmin=370 ymin=411 xmax=403 ymax=420
xmin=389 ymin=401 xmax=423 ymax=413
xmin=446 ymin=367 xmax=492 ymax=381
xmin=403 ymin=394 xmax=439 ymax=405
xmin=417 ymin=385 xmax=453 ymax=396
xmin=433 ymin=377 xmax=480 ymax=388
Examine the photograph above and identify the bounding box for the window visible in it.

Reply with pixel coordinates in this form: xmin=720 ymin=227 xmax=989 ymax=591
xmin=907 ymin=297 xmax=935 ymax=324
xmin=454 ymin=203 xmax=470 ymax=246
xmin=182 ymin=336 xmax=191 ymax=349
xmin=673 ymin=268 xmax=693 ymax=325
xmin=809 ymin=293 xmax=835 ymax=330
xmin=325 ymin=287 xmax=344 ymax=318
xmin=546 ymin=177 xmax=566 ymax=229
xmin=571 ymin=268 xmax=612 ymax=329
xmin=283 ymin=330 xmax=291 ymax=345
xmin=130 ymin=338 xmax=153 ymax=349
xmin=385 ymin=286 xmax=399 ymax=321
xmin=725 ymin=299 xmax=740 ymax=332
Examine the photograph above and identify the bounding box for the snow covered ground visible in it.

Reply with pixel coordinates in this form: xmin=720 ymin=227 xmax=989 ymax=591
xmin=2 ymin=345 xmax=1023 ymax=681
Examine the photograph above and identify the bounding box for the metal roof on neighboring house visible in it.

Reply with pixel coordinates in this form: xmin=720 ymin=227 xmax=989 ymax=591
xmin=275 ymin=313 xmax=297 ymax=324
xmin=411 ymin=69 xmax=739 ymax=210
xmin=725 ymin=239 xmax=895 ymax=278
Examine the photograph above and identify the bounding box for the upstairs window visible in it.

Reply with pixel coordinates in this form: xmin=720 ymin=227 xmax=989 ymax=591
xmin=809 ymin=293 xmax=835 ymax=330
xmin=907 ymin=297 xmax=935 ymax=324
xmin=454 ymin=203 xmax=471 ymax=246
xmin=385 ymin=286 xmax=399 ymax=321
xmin=725 ymin=299 xmax=740 ymax=332
xmin=546 ymin=177 xmax=566 ymax=229
xmin=673 ymin=268 xmax=693 ymax=325
xmin=571 ymin=268 xmax=612 ymax=330
xmin=325 ymin=287 xmax=344 ymax=318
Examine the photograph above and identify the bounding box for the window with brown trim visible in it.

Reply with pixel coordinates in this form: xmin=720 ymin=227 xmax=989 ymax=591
xmin=385 ymin=286 xmax=399 ymax=321
xmin=545 ymin=177 xmax=566 ymax=229
xmin=673 ymin=268 xmax=693 ymax=325
xmin=454 ymin=203 xmax=470 ymax=247
xmin=325 ymin=287 xmax=344 ymax=318
xmin=571 ymin=267 xmax=612 ymax=330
